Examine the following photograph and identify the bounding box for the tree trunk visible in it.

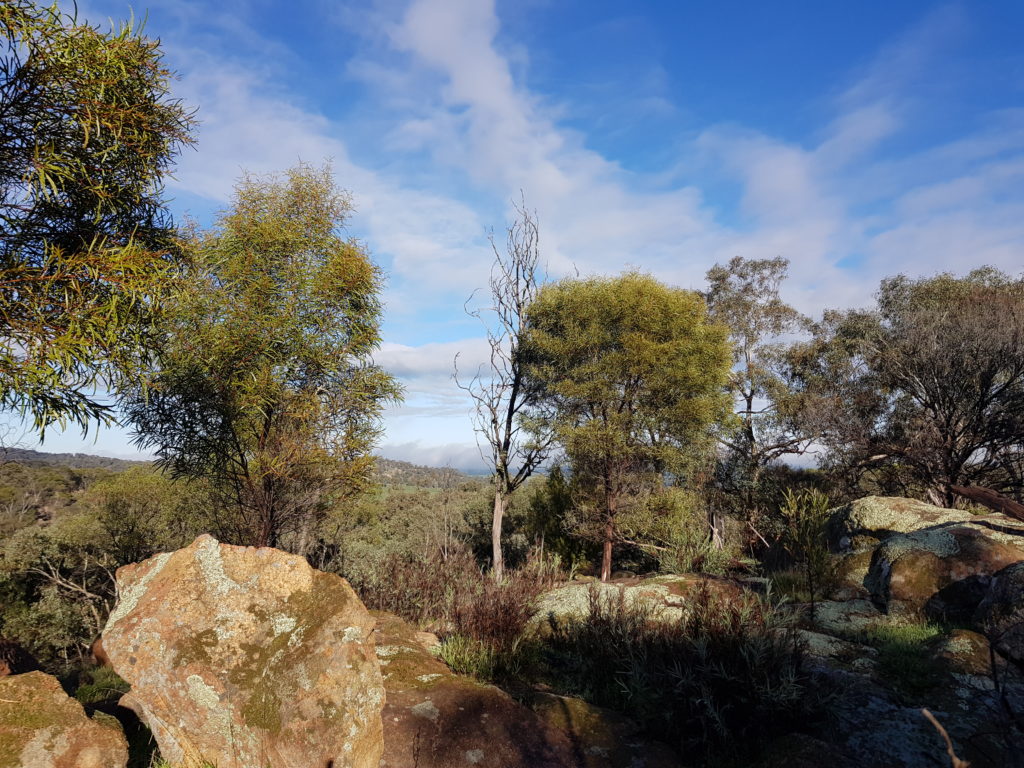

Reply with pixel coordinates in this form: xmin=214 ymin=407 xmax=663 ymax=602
xmin=950 ymin=485 xmax=1024 ymax=523
xmin=492 ymin=490 xmax=506 ymax=580
xmin=601 ymin=518 xmax=614 ymax=582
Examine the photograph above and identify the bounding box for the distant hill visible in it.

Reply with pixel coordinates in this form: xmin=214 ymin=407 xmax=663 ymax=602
xmin=0 ymin=448 xmax=483 ymax=488
xmin=0 ymin=447 xmax=148 ymax=471
xmin=373 ymin=458 xmax=483 ymax=488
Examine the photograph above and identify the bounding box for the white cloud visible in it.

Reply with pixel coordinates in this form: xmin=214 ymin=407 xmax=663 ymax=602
xmin=377 ymin=441 xmax=486 ymax=472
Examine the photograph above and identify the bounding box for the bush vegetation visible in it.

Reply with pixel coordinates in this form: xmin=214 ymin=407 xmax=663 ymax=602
xmin=540 ymin=583 xmax=821 ymax=760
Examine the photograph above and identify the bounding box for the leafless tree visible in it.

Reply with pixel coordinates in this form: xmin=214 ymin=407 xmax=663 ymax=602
xmin=455 ymin=199 xmax=552 ymax=579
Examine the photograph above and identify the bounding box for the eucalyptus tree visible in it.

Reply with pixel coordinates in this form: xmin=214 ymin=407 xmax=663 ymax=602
xmin=523 ymin=272 xmax=732 ymax=581
xmin=704 ymin=257 xmax=816 ymax=519
xmin=456 ymin=201 xmax=551 ymax=579
xmin=125 ymin=165 xmax=401 ymax=550
xmin=797 ymin=268 xmax=1024 ymax=505
xmin=0 ymin=1 xmax=194 ymax=432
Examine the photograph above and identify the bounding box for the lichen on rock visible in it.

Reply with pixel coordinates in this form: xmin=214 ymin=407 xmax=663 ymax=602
xmin=0 ymin=670 xmax=128 ymax=768
xmin=101 ymin=534 xmax=384 ymax=768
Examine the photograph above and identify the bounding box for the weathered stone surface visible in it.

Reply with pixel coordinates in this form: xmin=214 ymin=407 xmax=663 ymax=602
xmin=825 ymin=670 xmax=957 ymax=768
xmin=795 ymin=629 xmax=878 ymax=675
xmin=531 ymin=574 xmax=741 ymax=632
xmin=830 ymin=549 xmax=873 ymax=600
xmin=788 ymin=598 xmax=885 ymax=635
xmin=865 ymin=526 xmax=1024 ymax=619
xmin=0 ymin=670 xmax=128 ymax=768
xmin=0 ymin=637 xmax=38 ymax=677
xmin=102 ymin=534 xmax=383 ymax=768
xmin=974 ymin=560 xmax=1024 ymax=666
xmin=526 ymin=692 xmax=681 ymax=768
xmin=928 ymin=629 xmax=993 ymax=678
xmin=827 ymin=496 xmax=1024 ymax=554
xmin=373 ymin=612 xmax=578 ymax=768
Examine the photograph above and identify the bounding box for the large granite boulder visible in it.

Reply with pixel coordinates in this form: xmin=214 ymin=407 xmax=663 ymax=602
xmin=102 ymin=534 xmax=384 ymax=768
xmin=0 ymin=670 xmax=128 ymax=768
xmin=373 ymin=612 xmax=575 ymax=768
xmin=974 ymin=560 xmax=1024 ymax=667
xmin=525 ymin=692 xmax=680 ymax=768
xmin=827 ymin=496 xmax=1024 ymax=554
xmin=865 ymin=526 xmax=1024 ymax=620
xmin=373 ymin=611 xmax=679 ymax=767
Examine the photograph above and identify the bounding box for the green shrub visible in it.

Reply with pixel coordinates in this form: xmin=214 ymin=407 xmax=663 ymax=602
xmin=778 ymin=489 xmax=838 ymax=612
xmin=541 ymin=583 xmax=822 ymax=759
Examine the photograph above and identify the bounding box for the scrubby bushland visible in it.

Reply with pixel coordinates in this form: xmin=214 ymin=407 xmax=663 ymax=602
xmin=541 ymin=583 xmax=821 ymax=759
xmin=350 ymin=542 xmax=558 ymax=681
xmin=0 ymin=466 xmax=206 ymax=666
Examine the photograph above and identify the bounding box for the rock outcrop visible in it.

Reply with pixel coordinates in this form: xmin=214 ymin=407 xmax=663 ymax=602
xmin=373 ymin=611 xmax=679 ymax=768
xmin=865 ymin=526 xmax=1024 ymax=619
xmin=974 ymin=560 xmax=1024 ymax=667
xmin=530 ymin=574 xmax=741 ymax=632
xmin=373 ymin=612 xmax=577 ymax=768
xmin=0 ymin=670 xmax=128 ymax=768
xmin=827 ymin=495 xmax=1024 ymax=554
xmin=102 ymin=534 xmax=384 ymax=768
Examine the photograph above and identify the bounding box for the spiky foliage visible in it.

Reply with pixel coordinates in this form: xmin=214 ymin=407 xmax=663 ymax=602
xmin=0 ymin=1 xmax=194 ymax=432
xmin=125 ymin=165 xmax=401 ymax=550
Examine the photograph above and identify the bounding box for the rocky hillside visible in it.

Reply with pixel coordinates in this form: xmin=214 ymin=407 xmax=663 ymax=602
xmin=2 ymin=496 xmax=1023 ymax=767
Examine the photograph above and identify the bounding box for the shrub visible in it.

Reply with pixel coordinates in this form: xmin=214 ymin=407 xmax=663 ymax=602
xmin=542 ymin=582 xmax=822 ymax=759
xmin=857 ymin=619 xmax=945 ymax=700
xmin=778 ymin=489 xmax=839 ymax=612
xmin=346 ymin=546 xmax=481 ymax=626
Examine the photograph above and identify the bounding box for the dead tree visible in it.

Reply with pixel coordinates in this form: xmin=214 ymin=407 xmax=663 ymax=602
xmin=455 ymin=199 xmax=551 ymax=579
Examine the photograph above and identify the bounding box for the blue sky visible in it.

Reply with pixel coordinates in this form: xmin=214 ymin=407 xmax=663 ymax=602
xmin=11 ymin=0 xmax=1024 ymax=469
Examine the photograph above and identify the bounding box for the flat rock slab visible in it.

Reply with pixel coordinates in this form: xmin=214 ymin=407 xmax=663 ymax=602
xmin=0 ymin=671 xmax=128 ymax=768
xmin=102 ymin=534 xmax=384 ymax=768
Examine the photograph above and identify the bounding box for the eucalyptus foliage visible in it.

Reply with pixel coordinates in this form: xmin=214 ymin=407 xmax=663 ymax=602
xmin=523 ymin=272 xmax=732 ymax=580
xmin=795 ymin=268 xmax=1024 ymax=505
xmin=0 ymin=1 xmax=195 ymax=432
xmin=125 ymin=165 xmax=402 ymax=549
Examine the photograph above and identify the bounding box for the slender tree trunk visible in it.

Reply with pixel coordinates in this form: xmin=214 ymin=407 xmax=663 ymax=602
xmin=492 ymin=490 xmax=506 ymax=580
xmin=601 ymin=518 xmax=614 ymax=582
xmin=601 ymin=473 xmax=616 ymax=582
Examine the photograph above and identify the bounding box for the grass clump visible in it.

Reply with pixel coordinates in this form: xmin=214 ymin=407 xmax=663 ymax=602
xmin=70 ymin=664 xmax=129 ymax=705
xmin=540 ymin=583 xmax=823 ymax=760
xmin=859 ymin=620 xmax=945 ymax=700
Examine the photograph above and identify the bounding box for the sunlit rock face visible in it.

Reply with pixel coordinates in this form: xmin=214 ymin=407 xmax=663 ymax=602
xmin=0 ymin=670 xmax=128 ymax=768
xmin=102 ymin=534 xmax=384 ymax=768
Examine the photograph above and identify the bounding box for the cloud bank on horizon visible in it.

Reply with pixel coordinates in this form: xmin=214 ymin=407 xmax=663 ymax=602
xmin=21 ymin=0 xmax=1024 ymax=470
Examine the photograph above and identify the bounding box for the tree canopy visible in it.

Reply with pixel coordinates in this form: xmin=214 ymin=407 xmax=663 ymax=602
xmin=523 ymin=272 xmax=732 ymax=580
xmin=125 ymin=164 xmax=401 ymax=550
xmin=796 ymin=268 xmax=1024 ymax=505
xmin=0 ymin=1 xmax=195 ymax=433
xmin=704 ymin=257 xmax=818 ymax=518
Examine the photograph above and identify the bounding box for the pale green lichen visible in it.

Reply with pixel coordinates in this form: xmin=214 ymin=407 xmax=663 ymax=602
xmin=271 ymin=614 xmax=297 ymax=635
xmin=882 ymin=529 xmax=960 ymax=559
xmin=106 ymin=551 xmax=172 ymax=628
xmin=194 ymin=535 xmax=240 ymax=598
xmin=186 ymin=674 xmax=220 ymax=710
xmin=410 ymin=700 xmax=440 ymax=722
